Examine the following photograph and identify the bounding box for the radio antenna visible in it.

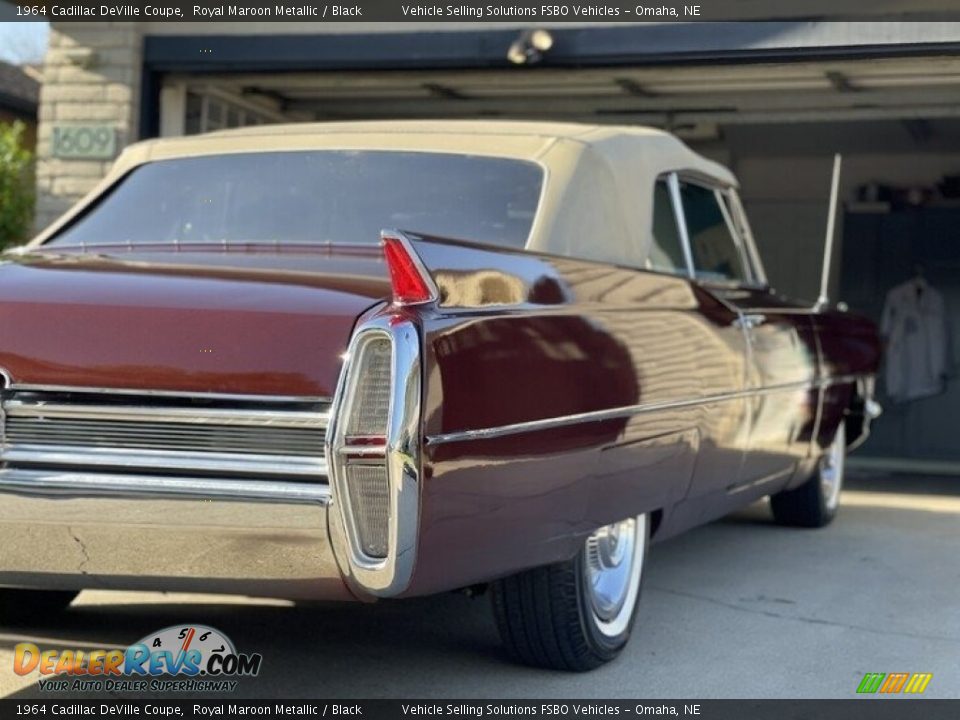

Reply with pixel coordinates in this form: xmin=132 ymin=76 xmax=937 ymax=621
xmin=816 ymin=153 xmax=843 ymax=309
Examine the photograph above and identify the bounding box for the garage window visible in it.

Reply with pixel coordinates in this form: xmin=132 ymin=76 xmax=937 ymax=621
xmin=46 ymin=151 xmax=544 ymax=250
xmin=184 ymin=92 xmax=269 ymax=134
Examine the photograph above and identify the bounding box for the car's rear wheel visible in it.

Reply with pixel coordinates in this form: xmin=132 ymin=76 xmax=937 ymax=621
xmin=771 ymin=423 xmax=846 ymax=528
xmin=491 ymin=514 xmax=648 ymax=671
xmin=0 ymin=589 xmax=79 ymax=624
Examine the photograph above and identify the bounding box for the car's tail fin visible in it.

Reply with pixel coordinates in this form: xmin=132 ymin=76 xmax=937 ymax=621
xmin=380 ymin=230 xmax=440 ymax=306
xmin=380 ymin=228 xmax=569 ymax=310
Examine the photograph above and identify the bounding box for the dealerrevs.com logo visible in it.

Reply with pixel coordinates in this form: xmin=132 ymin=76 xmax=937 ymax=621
xmin=15 ymin=625 xmax=262 ymax=693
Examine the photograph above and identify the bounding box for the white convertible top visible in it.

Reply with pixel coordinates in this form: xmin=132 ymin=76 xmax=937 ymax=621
xmin=31 ymin=120 xmax=738 ymax=267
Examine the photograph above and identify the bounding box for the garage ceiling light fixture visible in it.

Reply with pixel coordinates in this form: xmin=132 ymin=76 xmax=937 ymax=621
xmin=507 ymin=30 xmax=554 ymax=65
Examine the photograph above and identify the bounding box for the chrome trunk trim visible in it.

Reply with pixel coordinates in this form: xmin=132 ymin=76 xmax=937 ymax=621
xmin=7 ymin=383 xmax=328 ymax=403
xmin=0 ymin=386 xmax=331 ymax=482
xmin=4 ymin=400 xmax=328 ymax=428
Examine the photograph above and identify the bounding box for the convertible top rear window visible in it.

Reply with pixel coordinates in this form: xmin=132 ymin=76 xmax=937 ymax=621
xmin=47 ymin=150 xmax=544 ymax=250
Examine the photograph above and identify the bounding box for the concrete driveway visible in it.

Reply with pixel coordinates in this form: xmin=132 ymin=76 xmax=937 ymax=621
xmin=2 ymin=472 xmax=957 ymax=699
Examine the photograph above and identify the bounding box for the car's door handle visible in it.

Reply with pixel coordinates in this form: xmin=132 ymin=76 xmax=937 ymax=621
xmin=733 ymin=313 xmax=767 ymax=330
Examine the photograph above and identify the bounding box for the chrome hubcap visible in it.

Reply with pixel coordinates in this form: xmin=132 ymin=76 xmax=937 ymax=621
xmin=584 ymin=514 xmax=646 ymax=637
xmin=820 ymin=424 xmax=846 ymax=512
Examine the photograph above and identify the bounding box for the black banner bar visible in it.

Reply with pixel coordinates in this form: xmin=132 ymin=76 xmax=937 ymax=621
xmin=1 ymin=700 xmax=959 ymax=720
xmin=4 ymin=0 xmax=960 ymax=22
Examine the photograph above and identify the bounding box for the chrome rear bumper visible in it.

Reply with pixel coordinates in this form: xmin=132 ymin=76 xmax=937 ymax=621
xmin=0 ymin=311 xmax=424 ymax=603
xmin=0 ymin=469 xmax=354 ymax=601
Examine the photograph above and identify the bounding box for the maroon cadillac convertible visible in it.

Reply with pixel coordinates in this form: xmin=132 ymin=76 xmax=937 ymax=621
xmin=0 ymin=121 xmax=881 ymax=670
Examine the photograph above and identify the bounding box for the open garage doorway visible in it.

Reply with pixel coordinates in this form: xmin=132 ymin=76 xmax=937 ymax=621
xmin=154 ymin=53 xmax=960 ymax=472
xmin=729 ymin=119 xmax=960 ymax=473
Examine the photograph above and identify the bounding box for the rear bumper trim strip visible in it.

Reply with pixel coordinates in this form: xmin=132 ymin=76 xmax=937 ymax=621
xmin=0 ymin=468 xmax=331 ymax=504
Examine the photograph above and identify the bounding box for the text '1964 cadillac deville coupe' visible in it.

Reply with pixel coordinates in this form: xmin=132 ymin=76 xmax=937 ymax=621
xmin=0 ymin=121 xmax=881 ymax=670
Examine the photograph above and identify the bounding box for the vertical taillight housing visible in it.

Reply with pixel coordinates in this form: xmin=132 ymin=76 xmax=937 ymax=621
xmin=337 ymin=334 xmax=393 ymax=559
xmin=327 ymin=231 xmax=427 ymax=597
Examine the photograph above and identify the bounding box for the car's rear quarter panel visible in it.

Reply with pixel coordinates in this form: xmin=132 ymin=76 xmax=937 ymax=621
xmin=403 ymin=240 xmax=752 ymax=596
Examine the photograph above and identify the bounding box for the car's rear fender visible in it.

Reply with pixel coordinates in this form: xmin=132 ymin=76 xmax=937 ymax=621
xmin=368 ymin=233 xmax=710 ymax=597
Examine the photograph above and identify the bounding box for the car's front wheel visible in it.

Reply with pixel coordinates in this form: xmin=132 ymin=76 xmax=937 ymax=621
xmin=0 ymin=589 xmax=79 ymax=624
xmin=770 ymin=423 xmax=846 ymax=528
xmin=491 ymin=514 xmax=648 ymax=671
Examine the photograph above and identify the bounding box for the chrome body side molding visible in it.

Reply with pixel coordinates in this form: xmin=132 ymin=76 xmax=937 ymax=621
xmin=426 ymin=374 xmax=869 ymax=445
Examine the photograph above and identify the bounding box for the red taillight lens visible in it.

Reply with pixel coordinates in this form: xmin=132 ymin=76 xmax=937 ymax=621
xmin=383 ymin=235 xmax=434 ymax=305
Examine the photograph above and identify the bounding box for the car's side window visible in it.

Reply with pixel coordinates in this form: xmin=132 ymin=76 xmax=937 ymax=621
xmin=647 ymin=179 xmax=689 ymax=275
xmin=678 ymin=180 xmax=750 ymax=284
xmin=723 ymin=189 xmax=766 ymax=285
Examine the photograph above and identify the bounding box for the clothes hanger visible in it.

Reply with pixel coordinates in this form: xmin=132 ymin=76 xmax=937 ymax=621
xmin=914 ymin=264 xmax=926 ymax=298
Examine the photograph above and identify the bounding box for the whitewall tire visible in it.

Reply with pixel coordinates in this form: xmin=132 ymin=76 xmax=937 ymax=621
xmin=491 ymin=514 xmax=649 ymax=671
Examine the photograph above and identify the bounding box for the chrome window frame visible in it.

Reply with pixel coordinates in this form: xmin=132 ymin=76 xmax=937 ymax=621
xmin=325 ymin=313 xmax=423 ymax=598
xmin=646 ymin=175 xmax=693 ymax=279
xmin=726 ymin=188 xmax=769 ymax=287
xmin=665 ymin=173 xmax=696 ymax=279
xmin=666 ymin=171 xmax=764 ymax=289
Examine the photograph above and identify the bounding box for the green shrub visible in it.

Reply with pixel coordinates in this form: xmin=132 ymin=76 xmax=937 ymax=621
xmin=0 ymin=120 xmax=35 ymax=248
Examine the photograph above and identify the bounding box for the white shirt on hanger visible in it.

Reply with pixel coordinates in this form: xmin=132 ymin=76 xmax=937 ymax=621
xmin=880 ymin=277 xmax=949 ymax=402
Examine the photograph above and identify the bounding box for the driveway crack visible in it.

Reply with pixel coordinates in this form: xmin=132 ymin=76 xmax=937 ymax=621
xmin=67 ymin=526 xmax=91 ymax=574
